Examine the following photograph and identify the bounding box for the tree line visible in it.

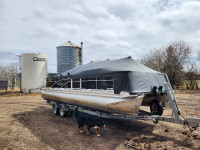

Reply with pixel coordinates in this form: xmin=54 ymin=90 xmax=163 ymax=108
xmin=0 ymin=63 xmax=19 ymax=88
xmin=141 ymin=41 xmax=200 ymax=89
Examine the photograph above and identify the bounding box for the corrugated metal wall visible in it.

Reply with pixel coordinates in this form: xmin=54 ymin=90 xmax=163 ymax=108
xmin=57 ymin=45 xmax=81 ymax=73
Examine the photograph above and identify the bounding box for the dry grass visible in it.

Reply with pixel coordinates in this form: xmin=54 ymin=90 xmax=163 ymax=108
xmin=0 ymin=87 xmax=41 ymax=97
xmin=0 ymin=91 xmax=40 ymax=97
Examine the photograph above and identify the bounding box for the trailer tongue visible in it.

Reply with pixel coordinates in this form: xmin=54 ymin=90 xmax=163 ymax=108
xmin=149 ymin=82 xmax=200 ymax=130
xmin=98 ymin=82 xmax=200 ymax=131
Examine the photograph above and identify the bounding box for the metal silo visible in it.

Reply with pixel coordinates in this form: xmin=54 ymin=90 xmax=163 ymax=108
xmin=57 ymin=41 xmax=83 ymax=73
xmin=21 ymin=53 xmax=47 ymax=93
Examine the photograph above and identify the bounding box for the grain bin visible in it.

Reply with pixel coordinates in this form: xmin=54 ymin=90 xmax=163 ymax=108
xmin=57 ymin=41 xmax=82 ymax=73
xmin=21 ymin=53 xmax=47 ymax=93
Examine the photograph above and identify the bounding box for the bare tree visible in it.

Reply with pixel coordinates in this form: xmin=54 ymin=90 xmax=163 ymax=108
xmin=141 ymin=41 xmax=191 ymax=88
xmin=141 ymin=48 xmax=165 ymax=72
xmin=0 ymin=65 xmax=8 ymax=80
xmin=164 ymin=42 xmax=191 ymax=88
xmin=0 ymin=63 xmax=18 ymax=86
xmin=6 ymin=63 xmax=18 ymax=80
xmin=185 ymin=62 xmax=199 ymax=89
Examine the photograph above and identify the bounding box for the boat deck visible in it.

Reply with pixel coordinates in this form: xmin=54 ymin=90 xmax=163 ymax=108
xmin=42 ymin=88 xmax=138 ymax=99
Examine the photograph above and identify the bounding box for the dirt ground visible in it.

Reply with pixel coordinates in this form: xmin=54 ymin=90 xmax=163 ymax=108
xmin=0 ymin=91 xmax=200 ymax=150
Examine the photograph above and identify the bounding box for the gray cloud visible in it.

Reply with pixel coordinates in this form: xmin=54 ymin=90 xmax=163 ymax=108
xmin=0 ymin=51 xmax=16 ymax=58
xmin=108 ymin=4 xmax=134 ymax=19
xmin=0 ymin=50 xmax=18 ymax=65
xmin=153 ymin=0 xmax=174 ymax=13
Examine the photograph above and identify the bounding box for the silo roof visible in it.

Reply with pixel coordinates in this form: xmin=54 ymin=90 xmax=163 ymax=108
xmin=57 ymin=41 xmax=80 ymax=48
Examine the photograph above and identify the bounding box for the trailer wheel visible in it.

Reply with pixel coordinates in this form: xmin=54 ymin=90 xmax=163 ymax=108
xmin=52 ymin=103 xmax=59 ymax=115
xmin=59 ymin=104 xmax=67 ymax=117
xmin=150 ymin=100 xmax=163 ymax=116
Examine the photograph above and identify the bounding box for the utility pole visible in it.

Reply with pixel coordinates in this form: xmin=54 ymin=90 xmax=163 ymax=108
xmin=16 ymin=55 xmax=22 ymax=92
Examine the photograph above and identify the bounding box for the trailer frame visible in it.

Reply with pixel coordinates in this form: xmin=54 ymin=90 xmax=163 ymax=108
xmin=45 ymin=73 xmax=200 ymax=131
xmin=48 ymin=80 xmax=200 ymax=131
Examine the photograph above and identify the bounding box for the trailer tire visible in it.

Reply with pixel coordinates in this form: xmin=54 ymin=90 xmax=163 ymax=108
xmin=150 ymin=100 xmax=163 ymax=116
xmin=52 ymin=102 xmax=59 ymax=115
xmin=59 ymin=104 xmax=67 ymax=117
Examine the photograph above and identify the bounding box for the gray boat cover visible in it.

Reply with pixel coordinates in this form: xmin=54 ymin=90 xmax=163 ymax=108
xmin=62 ymin=57 xmax=167 ymax=94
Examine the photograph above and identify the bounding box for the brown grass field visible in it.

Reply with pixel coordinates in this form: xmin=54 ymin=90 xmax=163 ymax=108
xmin=0 ymin=90 xmax=200 ymax=150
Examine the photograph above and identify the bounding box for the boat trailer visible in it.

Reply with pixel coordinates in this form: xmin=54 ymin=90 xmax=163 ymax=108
xmin=77 ymin=82 xmax=200 ymax=131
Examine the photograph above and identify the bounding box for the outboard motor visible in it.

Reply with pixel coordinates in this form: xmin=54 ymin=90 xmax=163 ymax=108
xmin=152 ymin=86 xmax=165 ymax=97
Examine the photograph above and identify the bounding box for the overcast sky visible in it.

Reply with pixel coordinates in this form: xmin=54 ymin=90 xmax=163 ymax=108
xmin=0 ymin=0 xmax=200 ymax=72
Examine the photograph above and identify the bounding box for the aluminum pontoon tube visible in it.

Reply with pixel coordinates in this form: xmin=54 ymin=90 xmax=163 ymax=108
xmin=41 ymin=88 xmax=144 ymax=116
